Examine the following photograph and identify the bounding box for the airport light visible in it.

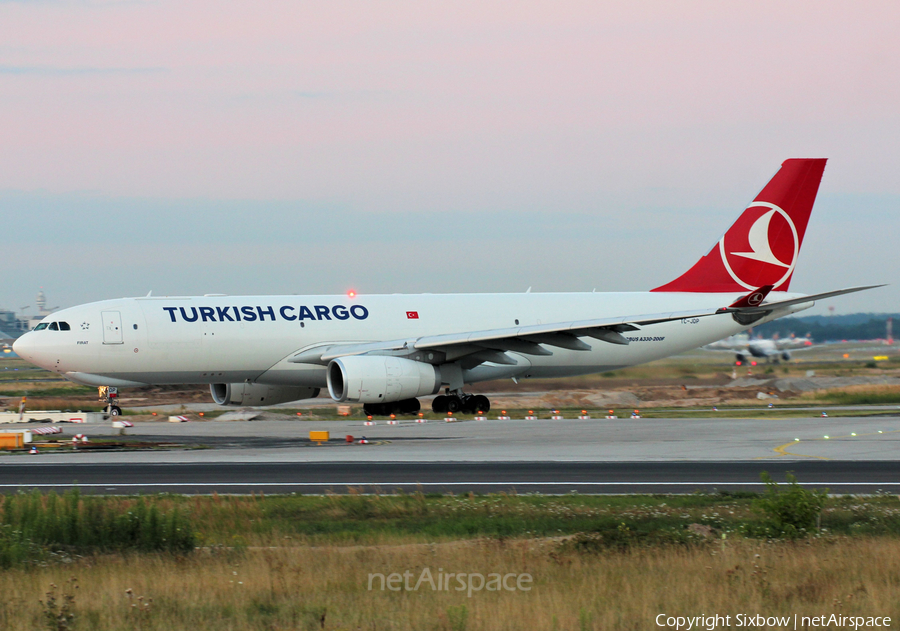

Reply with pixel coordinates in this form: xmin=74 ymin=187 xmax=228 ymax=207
xmin=347 ymin=290 xmax=357 ymax=298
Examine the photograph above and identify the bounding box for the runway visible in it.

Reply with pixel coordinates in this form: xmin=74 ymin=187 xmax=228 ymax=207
xmin=1 ymin=461 xmax=899 ymax=494
xmin=2 ymin=415 xmax=899 ymax=494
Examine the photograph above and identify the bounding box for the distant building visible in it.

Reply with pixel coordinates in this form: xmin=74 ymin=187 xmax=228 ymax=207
xmin=0 ymin=289 xmax=58 ymax=339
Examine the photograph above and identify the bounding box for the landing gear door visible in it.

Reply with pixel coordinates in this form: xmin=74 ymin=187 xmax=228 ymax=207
xmin=101 ymin=311 xmax=124 ymax=345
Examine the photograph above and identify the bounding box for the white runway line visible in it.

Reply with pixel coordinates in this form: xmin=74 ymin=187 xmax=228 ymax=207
xmin=0 ymin=481 xmax=898 ymax=488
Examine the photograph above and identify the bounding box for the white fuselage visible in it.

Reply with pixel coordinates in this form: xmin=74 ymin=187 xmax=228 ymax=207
xmin=13 ymin=291 xmax=811 ymax=391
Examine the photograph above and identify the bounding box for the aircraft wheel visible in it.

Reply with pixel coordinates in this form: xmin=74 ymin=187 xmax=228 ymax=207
xmin=431 ymin=396 xmax=448 ymax=414
xmin=397 ymin=398 xmax=420 ymax=414
xmin=446 ymin=397 xmax=461 ymax=414
xmin=110 ymin=406 xmax=122 ymax=416
xmin=471 ymin=395 xmax=490 ymax=414
xmin=363 ymin=403 xmax=383 ymax=416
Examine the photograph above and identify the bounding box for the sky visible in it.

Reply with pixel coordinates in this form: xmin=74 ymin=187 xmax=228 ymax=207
xmin=1 ymin=0 xmax=898 ymax=315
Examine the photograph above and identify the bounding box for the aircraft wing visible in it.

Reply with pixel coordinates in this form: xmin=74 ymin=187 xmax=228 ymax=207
xmin=289 ymin=307 xmax=726 ymax=366
xmin=289 ymin=285 xmax=883 ymax=368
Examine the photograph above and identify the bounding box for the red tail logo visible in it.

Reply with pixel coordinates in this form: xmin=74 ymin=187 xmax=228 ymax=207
xmin=652 ymin=159 xmax=826 ymax=293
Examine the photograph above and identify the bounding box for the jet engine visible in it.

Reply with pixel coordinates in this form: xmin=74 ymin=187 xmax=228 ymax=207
xmin=210 ymin=383 xmax=320 ymax=406
xmin=327 ymin=356 xmax=441 ymax=404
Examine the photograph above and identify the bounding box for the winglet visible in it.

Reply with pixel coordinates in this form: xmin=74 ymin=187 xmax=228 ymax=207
xmin=652 ymin=159 xmax=827 ymax=292
xmin=727 ymin=285 xmax=774 ymax=309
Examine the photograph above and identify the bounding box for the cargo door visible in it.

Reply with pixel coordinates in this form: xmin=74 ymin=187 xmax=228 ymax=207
xmin=101 ymin=311 xmax=124 ymax=345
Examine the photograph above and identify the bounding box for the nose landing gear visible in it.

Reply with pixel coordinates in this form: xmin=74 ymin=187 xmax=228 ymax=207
xmin=99 ymin=386 xmax=122 ymax=416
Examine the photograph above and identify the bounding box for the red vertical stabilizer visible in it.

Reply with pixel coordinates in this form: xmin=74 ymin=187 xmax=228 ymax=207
xmin=652 ymin=158 xmax=827 ymax=293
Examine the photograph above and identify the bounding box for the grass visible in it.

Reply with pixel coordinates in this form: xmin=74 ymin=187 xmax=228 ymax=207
xmin=1 ymin=531 xmax=899 ymax=629
xmin=0 ymin=491 xmax=898 ymax=628
xmin=0 ymin=490 xmax=195 ymax=566
xmin=813 ymin=385 xmax=900 ymax=406
xmin=4 ymin=490 xmax=900 ymax=550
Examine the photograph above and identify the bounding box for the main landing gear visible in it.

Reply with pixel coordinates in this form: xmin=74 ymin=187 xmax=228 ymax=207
xmin=98 ymin=386 xmax=122 ymax=416
xmin=363 ymin=398 xmax=421 ymax=416
xmin=431 ymin=391 xmax=491 ymax=415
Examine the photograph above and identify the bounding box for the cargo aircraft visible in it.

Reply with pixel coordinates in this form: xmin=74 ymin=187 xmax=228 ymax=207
xmin=704 ymin=332 xmax=813 ymax=364
xmin=13 ymin=159 xmax=879 ymax=415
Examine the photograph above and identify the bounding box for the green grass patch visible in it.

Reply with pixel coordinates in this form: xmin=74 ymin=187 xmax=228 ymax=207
xmin=1 ymin=489 xmax=899 ymax=566
xmin=818 ymin=391 xmax=900 ymax=405
xmin=0 ymin=489 xmax=195 ymax=566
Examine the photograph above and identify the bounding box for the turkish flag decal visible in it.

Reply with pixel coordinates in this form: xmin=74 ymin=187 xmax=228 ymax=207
xmin=406 ymin=311 xmax=419 ymax=319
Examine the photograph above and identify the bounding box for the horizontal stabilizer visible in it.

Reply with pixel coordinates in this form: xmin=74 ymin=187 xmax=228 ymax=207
xmin=718 ymin=285 xmax=885 ymax=315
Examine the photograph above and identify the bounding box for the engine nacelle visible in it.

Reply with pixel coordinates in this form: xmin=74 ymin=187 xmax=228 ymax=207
xmin=210 ymin=383 xmax=320 ymax=406
xmin=327 ymin=356 xmax=441 ymax=404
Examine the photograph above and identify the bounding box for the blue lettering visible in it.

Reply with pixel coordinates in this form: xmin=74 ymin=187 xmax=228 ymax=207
xmin=298 ymin=306 xmax=315 ymax=321
xmin=350 ymin=305 xmax=369 ymax=320
xmin=163 ymin=307 xmax=178 ymax=322
xmin=257 ymin=306 xmax=276 ymax=321
xmin=180 ymin=307 xmax=199 ymax=322
xmin=315 ymin=305 xmax=332 ymax=320
xmin=216 ymin=307 xmax=234 ymax=322
xmin=233 ymin=306 xmax=242 ymax=321
xmin=241 ymin=306 xmax=257 ymax=322
xmin=280 ymin=306 xmax=297 ymax=321
xmin=332 ymin=305 xmax=349 ymax=320
xmin=199 ymin=307 xmax=216 ymax=322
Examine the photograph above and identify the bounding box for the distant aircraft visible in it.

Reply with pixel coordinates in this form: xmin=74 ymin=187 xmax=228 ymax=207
xmin=13 ymin=159 xmax=880 ymax=415
xmin=704 ymin=332 xmax=813 ymax=364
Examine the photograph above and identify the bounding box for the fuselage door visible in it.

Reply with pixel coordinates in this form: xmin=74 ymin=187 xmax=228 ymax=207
xmin=101 ymin=311 xmax=124 ymax=345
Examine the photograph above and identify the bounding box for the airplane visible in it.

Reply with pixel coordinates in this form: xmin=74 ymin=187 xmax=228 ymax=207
xmin=13 ymin=159 xmax=880 ymax=416
xmin=704 ymin=332 xmax=813 ymax=363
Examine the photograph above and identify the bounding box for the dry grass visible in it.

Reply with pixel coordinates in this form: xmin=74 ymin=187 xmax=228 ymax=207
xmin=0 ymin=537 xmax=898 ymax=630
xmin=798 ymin=384 xmax=900 ymax=405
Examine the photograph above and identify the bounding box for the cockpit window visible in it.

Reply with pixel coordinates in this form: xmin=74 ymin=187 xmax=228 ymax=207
xmin=58 ymin=322 xmax=70 ymax=331
xmin=48 ymin=322 xmax=59 ymax=331
xmin=34 ymin=323 xmax=48 ymax=331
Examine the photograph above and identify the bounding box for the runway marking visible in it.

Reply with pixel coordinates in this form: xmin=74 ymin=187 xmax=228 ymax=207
xmin=0 ymin=482 xmax=898 ymax=488
xmin=768 ymin=428 xmax=900 ymax=460
xmin=770 ymin=440 xmax=830 ymax=460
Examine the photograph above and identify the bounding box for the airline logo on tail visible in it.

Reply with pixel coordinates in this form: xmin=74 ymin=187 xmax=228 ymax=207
xmin=720 ymin=202 xmax=798 ymax=290
xmin=652 ymin=158 xmax=826 ymax=293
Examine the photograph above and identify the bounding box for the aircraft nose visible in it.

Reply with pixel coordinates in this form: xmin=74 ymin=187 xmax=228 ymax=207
xmin=12 ymin=333 xmax=34 ymax=362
